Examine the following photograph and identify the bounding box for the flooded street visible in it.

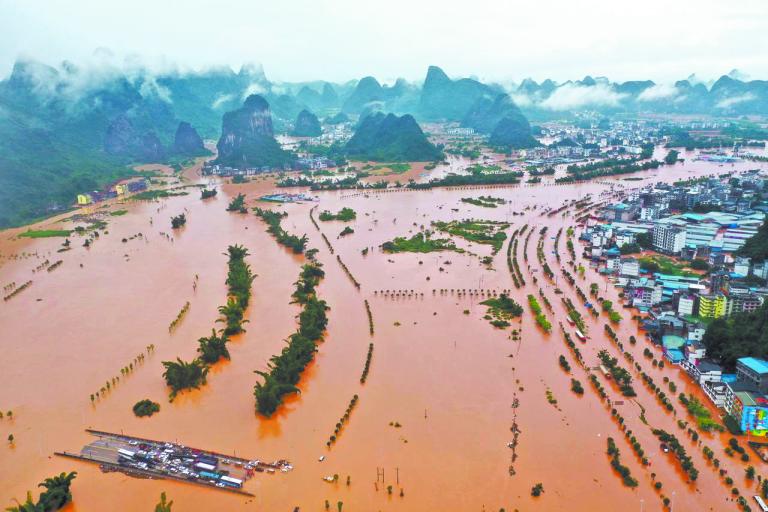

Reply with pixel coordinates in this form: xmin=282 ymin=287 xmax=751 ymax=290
xmin=1 ymin=152 xmax=766 ymax=511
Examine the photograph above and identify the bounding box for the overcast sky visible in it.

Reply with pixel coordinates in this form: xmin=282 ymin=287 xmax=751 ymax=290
xmin=1 ymin=0 xmax=767 ymax=84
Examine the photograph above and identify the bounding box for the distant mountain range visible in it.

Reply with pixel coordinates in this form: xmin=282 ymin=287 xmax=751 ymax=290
xmin=2 ymin=58 xmax=768 ymax=228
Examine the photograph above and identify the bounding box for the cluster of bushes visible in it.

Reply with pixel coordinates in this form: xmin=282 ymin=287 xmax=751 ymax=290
xmin=566 ymin=237 xmax=576 ymax=261
xmin=325 ymin=395 xmax=359 ymax=448
xmin=527 ymin=295 xmax=551 ymax=332
xmin=726 ymin=437 xmax=750 ymax=462
xmin=606 ymin=437 xmax=638 ymax=487
xmin=678 ymin=393 xmax=724 ymax=432
xmin=319 ymin=207 xmax=356 ymax=222
xmin=254 ymin=260 xmax=329 ymax=417
xmin=254 ymin=208 xmax=308 ymax=254
xmin=133 ymin=399 xmax=160 ymax=417
xmin=360 ymin=344 xmax=374 ymax=384
xmin=571 ymin=378 xmax=584 ymax=395
xmin=226 ymin=193 xmax=247 ymax=213
xmin=558 ymin=355 xmax=571 ymax=373
xmin=597 ymin=350 xmax=636 ymax=397
xmin=600 ymin=299 xmax=622 ymax=324
xmin=651 ymin=429 xmax=699 ymax=481
xmin=162 ymin=358 xmax=210 ymax=400
xmin=197 ymin=329 xmax=230 ymax=364
xmin=170 ymin=213 xmax=186 ymax=229
xmin=200 ymin=188 xmax=217 ymax=199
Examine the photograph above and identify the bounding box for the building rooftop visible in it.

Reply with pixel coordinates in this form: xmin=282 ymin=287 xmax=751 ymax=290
xmin=738 ymin=357 xmax=768 ymax=375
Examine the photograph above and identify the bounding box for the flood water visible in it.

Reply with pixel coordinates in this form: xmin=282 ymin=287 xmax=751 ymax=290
xmin=1 ymin=149 xmax=766 ymax=511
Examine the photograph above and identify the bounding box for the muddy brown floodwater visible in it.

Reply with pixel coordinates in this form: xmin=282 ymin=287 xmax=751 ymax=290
xmin=1 ymin=149 xmax=766 ymax=511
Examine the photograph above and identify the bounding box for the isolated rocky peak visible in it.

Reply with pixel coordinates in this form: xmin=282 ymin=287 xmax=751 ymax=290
xmin=173 ymin=121 xmax=205 ymax=154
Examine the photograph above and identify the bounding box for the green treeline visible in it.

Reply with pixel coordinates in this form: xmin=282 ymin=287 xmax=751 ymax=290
xmin=702 ymin=302 xmax=768 ymax=369
xmin=407 ymin=171 xmax=522 ymax=189
xmin=162 ymin=245 xmax=253 ymax=399
xmin=254 ymin=208 xmax=308 ymax=253
xmin=226 ymin=193 xmax=247 ymax=213
xmin=254 ymin=259 xmax=329 ymax=417
xmin=5 ymin=472 xmax=78 ymax=512
xmin=527 ymin=294 xmax=552 ymax=332
xmin=218 ymin=245 xmax=256 ymax=335
xmin=556 ymin=158 xmax=662 ymax=183
xmin=606 ymin=437 xmax=638 ymax=487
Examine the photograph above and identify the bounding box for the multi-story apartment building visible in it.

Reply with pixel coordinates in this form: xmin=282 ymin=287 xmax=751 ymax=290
xmin=652 ymin=224 xmax=686 ymax=255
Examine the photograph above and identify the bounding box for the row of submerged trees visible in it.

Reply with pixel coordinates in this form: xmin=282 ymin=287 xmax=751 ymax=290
xmin=254 ymin=257 xmax=329 ymax=417
xmin=162 ymin=245 xmax=254 ymax=400
xmin=254 ymin=208 xmax=308 ymax=254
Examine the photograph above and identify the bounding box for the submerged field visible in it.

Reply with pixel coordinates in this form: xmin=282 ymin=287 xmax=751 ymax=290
xmin=0 ymin=149 xmax=766 ymax=511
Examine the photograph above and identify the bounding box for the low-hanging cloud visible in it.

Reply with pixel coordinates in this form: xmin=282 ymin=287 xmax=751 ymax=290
xmin=540 ymin=83 xmax=627 ymax=110
xmin=10 ymin=52 xmax=177 ymax=107
xmin=637 ymin=83 xmax=679 ymax=102
xmin=211 ymin=93 xmax=234 ymax=109
xmin=241 ymin=82 xmax=266 ymax=100
xmin=716 ymin=93 xmax=755 ymax=109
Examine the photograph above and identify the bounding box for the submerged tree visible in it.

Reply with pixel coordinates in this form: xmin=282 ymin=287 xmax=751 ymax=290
xmin=161 ymin=358 xmax=209 ymax=399
xmin=155 ymin=492 xmax=173 ymax=512
xmin=197 ymin=329 xmax=230 ymax=364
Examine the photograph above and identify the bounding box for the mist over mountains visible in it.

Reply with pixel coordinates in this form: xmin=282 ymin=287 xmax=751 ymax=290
xmin=1 ymin=57 xmax=768 ymax=228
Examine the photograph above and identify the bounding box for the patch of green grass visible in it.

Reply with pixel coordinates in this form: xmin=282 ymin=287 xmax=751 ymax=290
xmin=110 ymin=209 xmax=128 ymax=216
xmin=19 ymin=229 xmax=72 ymax=238
xmin=639 ymin=255 xmax=697 ymax=277
xmin=433 ymin=219 xmax=509 ymax=254
xmin=382 ymin=231 xmax=460 ymax=253
xmin=461 ymin=196 xmax=506 ymax=208
xmin=481 ymin=294 xmax=524 ymax=325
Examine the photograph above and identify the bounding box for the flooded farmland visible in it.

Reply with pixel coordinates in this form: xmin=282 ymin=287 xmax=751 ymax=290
xmin=1 ymin=151 xmax=767 ymax=511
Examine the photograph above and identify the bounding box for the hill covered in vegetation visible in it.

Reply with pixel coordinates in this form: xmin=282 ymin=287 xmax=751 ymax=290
xmin=215 ymin=95 xmax=293 ymax=168
xmin=345 ymin=112 xmax=442 ymax=162
xmin=702 ymin=302 xmax=768 ymax=368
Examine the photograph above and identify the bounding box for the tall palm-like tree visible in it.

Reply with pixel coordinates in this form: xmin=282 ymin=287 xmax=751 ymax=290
xmin=4 ymin=491 xmax=37 ymax=512
xmin=154 ymin=492 xmax=173 ymax=512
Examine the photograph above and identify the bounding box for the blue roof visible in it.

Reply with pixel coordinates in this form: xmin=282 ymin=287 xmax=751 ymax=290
xmin=665 ymin=349 xmax=685 ymax=362
xmin=738 ymin=357 xmax=768 ymax=375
